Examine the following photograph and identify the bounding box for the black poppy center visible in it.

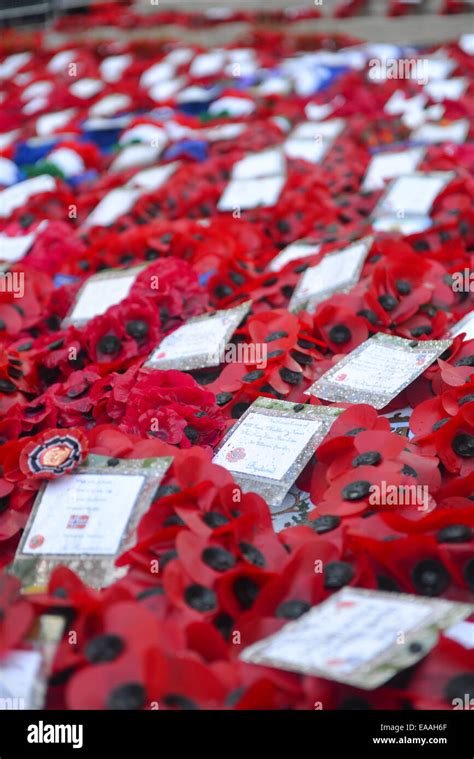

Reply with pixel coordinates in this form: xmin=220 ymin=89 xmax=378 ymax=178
xmin=201 ymin=546 xmax=236 ymax=572
xmin=202 ymin=512 xmax=229 ymax=528
xmin=84 ymin=634 xmax=125 ymax=664
xmin=275 ymin=599 xmax=311 ymax=620
xmin=436 ymin=525 xmax=473 ymax=544
xmin=233 ymin=577 xmax=260 ymax=610
xmin=352 ymin=451 xmax=381 ymax=467
xmin=328 ymin=324 xmax=351 ymax=344
xmin=310 ymin=515 xmax=341 ymax=534
xmin=411 ymin=559 xmax=450 ymax=597
xmin=452 ymin=433 xmax=474 ymax=458
xmin=184 ymin=584 xmax=217 ymax=612
xmin=378 ymin=294 xmax=398 ymax=312
xmin=98 ymin=335 xmax=122 ymax=355
xmin=324 ymin=561 xmax=355 ymax=590
xmin=107 ymin=682 xmax=146 ymax=710
xmin=126 ymin=320 xmax=149 ymax=340
xmin=341 ymin=480 xmax=372 ymax=501
xmin=395 ymin=279 xmax=412 ymax=296
xmin=239 ymin=542 xmax=265 ymax=568
xmin=163 ymin=693 xmax=199 ymax=710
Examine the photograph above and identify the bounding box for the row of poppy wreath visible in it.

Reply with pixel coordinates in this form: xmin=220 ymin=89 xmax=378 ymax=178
xmin=48 ymin=0 xmax=474 ymax=32
xmin=0 ymin=20 xmax=474 ymax=710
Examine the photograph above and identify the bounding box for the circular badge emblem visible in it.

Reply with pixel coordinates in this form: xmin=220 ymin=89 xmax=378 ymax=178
xmin=26 ymin=433 xmax=85 ymax=477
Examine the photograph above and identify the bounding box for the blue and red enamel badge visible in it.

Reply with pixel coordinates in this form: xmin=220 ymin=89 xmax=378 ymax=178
xmin=20 ymin=429 xmax=88 ymax=479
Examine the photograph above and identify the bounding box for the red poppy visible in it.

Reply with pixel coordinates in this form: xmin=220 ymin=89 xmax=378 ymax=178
xmin=0 ymin=574 xmax=34 ymax=655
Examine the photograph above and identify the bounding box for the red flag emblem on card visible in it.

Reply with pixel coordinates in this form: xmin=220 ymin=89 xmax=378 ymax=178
xmin=67 ymin=514 xmax=89 ymax=529
xmin=226 ymin=447 xmax=246 ymax=462
xmin=29 ymin=535 xmax=44 ymax=550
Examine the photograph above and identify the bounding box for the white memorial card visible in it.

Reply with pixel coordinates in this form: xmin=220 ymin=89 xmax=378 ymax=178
xmin=110 ymin=144 xmax=162 ymax=173
xmin=0 ymin=231 xmax=37 ymax=263
xmin=0 ymin=176 xmax=56 ymax=219
xmin=241 ymin=588 xmax=472 ymax=689
xmin=450 ymin=311 xmax=474 ymax=343
xmin=127 ymin=162 xmax=180 ymax=192
xmin=411 ymin=119 xmax=469 ymax=145
xmin=372 ymin=172 xmax=455 ymax=218
xmin=284 ymin=118 xmax=345 ymax=164
xmin=372 ymin=215 xmax=433 ymax=235
xmin=424 ymin=77 xmax=468 ymax=102
xmin=268 ymin=240 xmax=321 ymax=272
xmin=362 ymin=147 xmax=425 ymax=192
xmin=85 ymin=187 xmax=142 ymax=227
xmin=70 ymin=77 xmax=104 ymax=100
xmin=13 ymin=455 xmax=171 ymax=589
xmin=218 ymin=176 xmax=286 ymax=211
xmin=212 ymin=398 xmax=342 ymax=506
xmin=145 ymin=302 xmax=250 ymax=371
xmin=445 ymin=621 xmax=474 ymax=650
xmin=306 ymin=333 xmax=452 ymax=409
xmin=289 ymin=238 xmax=372 ymax=313
xmin=22 ymin=473 xmax=146 ymax=556
xmin=231 ymin=148 xmax=285 ymax=180
xmin=62 ymin=265 xmax=145 ymax=327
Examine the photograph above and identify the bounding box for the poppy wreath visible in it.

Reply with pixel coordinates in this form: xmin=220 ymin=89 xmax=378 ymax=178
xmin=0 ymin=9 xmax=473 ymax=712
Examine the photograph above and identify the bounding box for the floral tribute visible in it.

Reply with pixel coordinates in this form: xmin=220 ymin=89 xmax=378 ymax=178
xmin=0 ymin=4 xmax=473 ymax=711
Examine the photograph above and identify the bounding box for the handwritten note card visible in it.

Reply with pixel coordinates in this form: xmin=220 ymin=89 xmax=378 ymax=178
xmin=289 ymin=239 xmax=371 ymax=312
xmin=241 ymin=588 xmax=472 ymax=689
xmin=213 ymin=412 xmax=322 ymax=481
xmin=146 ymin=304 xmax=249 ymax=370
xmin=306 ymin=334 xmax=452 ymax=409
xmin=23 ymin=473 xmax=145 ymax=556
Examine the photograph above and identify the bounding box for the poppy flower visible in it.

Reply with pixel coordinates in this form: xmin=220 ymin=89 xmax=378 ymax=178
xmin=67 ymin=646 xmax=228 ymax=710
xmin=0 ymin=574 xmax=34 ymax=655
xmin=314 ymin=302 xmax=369 ymax=354
xmin=434 ymin=406 xmax=474 ymax=475
xmin=119 ymin=369 xmax=226 ymax=448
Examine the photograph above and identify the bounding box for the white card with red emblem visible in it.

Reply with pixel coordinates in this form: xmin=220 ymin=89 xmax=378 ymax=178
xmin=22 ymin=473 xmax=146 ymax=556
xmin=213 ymin=412 xmax=323 ymax=481
xmin=13 ymin=455 xmax=171 ymax=590
xmin=241 ymin=588 xmax=472 ymax=689
xmin=306 ymin=333 xmax=452 ymax=409
xmin=212 ymin=398 xmax=343 ymax=507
